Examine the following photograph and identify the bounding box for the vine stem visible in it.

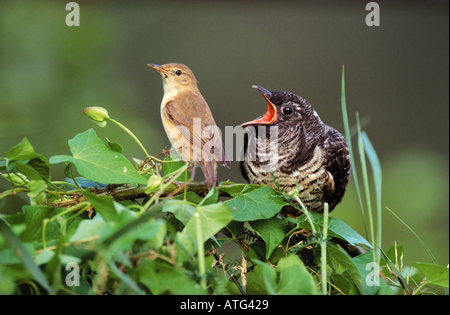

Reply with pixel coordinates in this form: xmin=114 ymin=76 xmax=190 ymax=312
xmin=321 ymin=202 xmax=329 ymax=295
xmin=292 ymin=196 xmax=317 ymax=234
xmin=107 ymin=117 xmax=149 ymax=157
xmin=194 ymin=212 xmax=207 ymax=290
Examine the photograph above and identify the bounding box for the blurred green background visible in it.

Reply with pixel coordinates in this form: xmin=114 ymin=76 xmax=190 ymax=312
xmin=0 ymin=1 xmax=448 ymax=266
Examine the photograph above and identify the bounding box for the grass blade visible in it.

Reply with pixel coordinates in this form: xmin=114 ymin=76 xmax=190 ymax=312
xmin=385 ymin=207 xmax=438 ymax=265
xmin=321 ymin=202 xmax=329 ymax=295
xmin=378 ymin=244 xmax=413 ymax=295
xmin=0 ymin=219 xmax=55 ymax=295
xmin=340 ymin=66 xmax=369 ymax=240
xmin=362 ymin=131 xmax=382 ymax=266
xmin=108 ymin=260 xmax=145 ymax=295
xmin=356 ymin=112 xmax=374 ymax=246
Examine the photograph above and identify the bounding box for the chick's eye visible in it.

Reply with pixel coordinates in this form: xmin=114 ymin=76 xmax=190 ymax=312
xmin=175 ymin=69 xmax=182 ymax=76
xmin=282 ymin=106 xmax=294 ymax=116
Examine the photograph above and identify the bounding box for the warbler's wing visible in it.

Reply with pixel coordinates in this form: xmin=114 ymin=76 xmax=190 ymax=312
xmin=161 ymin=101 xmax=195 ymax=161
xmin=163 ymin=95 xmax=230 ymax=168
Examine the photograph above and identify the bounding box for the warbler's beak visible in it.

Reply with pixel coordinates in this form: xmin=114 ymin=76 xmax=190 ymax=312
xmin=241 ymin=85 xmax=277 ymax=127
xmin=148 ymin=64 xmax=168 ymax=76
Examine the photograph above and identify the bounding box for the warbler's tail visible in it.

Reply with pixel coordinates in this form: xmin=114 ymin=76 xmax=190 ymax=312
xmin=199 ymin=160 xmax=218 ymax=190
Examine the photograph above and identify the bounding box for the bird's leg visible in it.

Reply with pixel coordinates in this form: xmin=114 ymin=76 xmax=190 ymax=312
xmin=188 ymin=162 xmax=196 ymax=181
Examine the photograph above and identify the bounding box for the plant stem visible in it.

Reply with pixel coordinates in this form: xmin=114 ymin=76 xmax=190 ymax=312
xmin=107 ymin=117 xmax=149 ymax=157
xmin=321 ymin=202 xmax=329 ymax=295
xmin=194 ymin=211 xmax=207 ymax=290
xmin=357 ymin=112 xmax=376 ymax=264
xmin=293 ymin=196 xmax=316 ymax=234
xmin=139 ymin=162 xmax=188 ymax=214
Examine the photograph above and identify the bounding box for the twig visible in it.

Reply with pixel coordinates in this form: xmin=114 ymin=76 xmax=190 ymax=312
xmin=46 ymin=182 xmax=233 ymax=209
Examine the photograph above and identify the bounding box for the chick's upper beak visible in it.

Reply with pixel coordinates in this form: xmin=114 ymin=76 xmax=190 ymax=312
xmin=241 ymin=85 xmax=277 ymax=127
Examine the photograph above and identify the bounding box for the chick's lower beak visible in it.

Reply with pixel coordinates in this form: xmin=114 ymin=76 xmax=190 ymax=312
xmin=241 ymin=85 xmax=277 ymax=127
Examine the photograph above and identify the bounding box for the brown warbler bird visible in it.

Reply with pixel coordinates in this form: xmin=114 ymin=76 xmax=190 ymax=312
xmin=241 ymin=86 xmax=350 ymax=214
xmin=148 ymin=63 xmax=230 ymax=190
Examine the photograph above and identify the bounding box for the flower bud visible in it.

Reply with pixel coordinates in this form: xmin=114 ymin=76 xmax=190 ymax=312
xmin=82 ymin=107 xmax=109 ymax=127
xmin=1 ymin=173 xmax=28 ymax=186
xmin=146 ymin=174 xmax=162 ymax=193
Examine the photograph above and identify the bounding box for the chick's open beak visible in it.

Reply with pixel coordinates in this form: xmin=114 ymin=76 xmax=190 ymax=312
xmin=241 ymin=85 xmax=277 ymax=127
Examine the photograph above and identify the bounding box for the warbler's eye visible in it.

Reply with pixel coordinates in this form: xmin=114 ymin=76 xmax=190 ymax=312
xmin=175 ymin=69 xmax=182 ymax=76
xmin=282 ymin=106 xmax=294 ymax=116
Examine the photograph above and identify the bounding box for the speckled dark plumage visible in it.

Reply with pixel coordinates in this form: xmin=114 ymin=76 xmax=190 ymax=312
xmin=241 ymin=87 xmax=351 ymax=214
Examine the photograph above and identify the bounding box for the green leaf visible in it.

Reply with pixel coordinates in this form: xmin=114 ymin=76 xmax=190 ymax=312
xmin=378 ymin=245 xmax=413 ymax=294
xmin=106 ymin=138 xmax=123 ymax=153
xmin=414 ymin=262 xmax=449 ymax=288
xmin=27 ymin=180 xmax=47 ymax=197
xmin=225 ymin=220 xmax=244 ymax=239
xmin=218 ymin=183 xmax=261 ymax=197
xmin=68 ymin=214 xmax=105 ymax=243
xmin=162 ymin=156 xmax=190 ymax=182
xmin=6 ymin=138 xmax=38 ymax=161
xmin=184 ymin=202 xmax=233 ymax=244
xmin=249 ymin=217 xmax=286 ymax=259
xmin=83 ymin=190 xmax=117 ymax=222
xmin=351 ymin=250 xmax=389 ymax=295
xmin=107 ymin=218 xmax=167 ymax=252
xmin=49 ymin=155 xmax=74 ymax=164
xmin=247 ymin=260 xmax=278 ymax=295
xmin=277 ymin=254 xmax=320 ymax=295
xmin=108 ymin=260 xmax=145 ymax=295
xmin=0 ymin=220 xmax=55 ymax=294
xmin=162 ymin=199 xmax=196 ymax=225
xmin=5 ymin=205 xmax=64 ymax=243
xmin=15 ymin=157 xmax=51 ymax=183
xmin=6 ymin=138 xmax=52 ymax=184
xmin=224 ymin=186 xmax=288 ymax=221
xmin=49 ymin=129 xmax=147 ymax=185
xmin=137 ymin=260 xmax=207 ymax=294
xmin=297 ymin=212 xmax=372 ymax=248
xmin=198 ymin=185 xmax=219 ymax=206
xmin=174 ymin=191 xmax=203 ymax=204
xmin=327 ymin=244 xmax=364 ymax=294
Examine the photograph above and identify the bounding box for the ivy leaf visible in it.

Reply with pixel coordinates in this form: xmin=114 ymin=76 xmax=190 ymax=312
xmin=106 ymin=138 xmax=123 ymax=153
xmin=0 ymin=220 xmax=55 ymax=295
xmin=327 ymin=244 xmax=364 ymax=294
xmin=15 ymin=158 xmax=51 ymax=183
xmin=26 ymin=180 xmax=47 ymax=198
xmin=296 ymin=212 xmax=372 ymax=248
xmin=162 ymin=156 xmax=190 ymax=182
xmin=218 ymin=183 xmax=261 ymax=197
xmin=249 ymin=217 xmax=286 ymax=259
xmin=351 ymin=251 xmax=389 ymax=295
xmin=224 ymin=186 xmax=288 ymax=221
xmin=5 ymin=205 xmax=64 ymax=244
xmin=277 ymin=254 xmax=320 ymax=295
xmin=184 ymin=202 xmax=233 ymax=244
xmin=137 ymin=260 xmax=206 ymax=294
xmin=162 ymin=199 xmax=196 ymax=226
xmin=107 ymin=218 xmax=167 ymax=252
xmin=49 ymin=129 xmax=147 ymax=185
xmin=414 ymin=262 xmax=449 ymax=288
xmin=198 ymin=185 xmax=219 ymax=206
xmin=246 ymin=260 xmax=278 ymax=295
xmin=68 ymin=214 xmax=105 ymax=243
xmin=6 ymin=138 xmax=39 ymax=161
xmin=6 ymin=138 xmax=52 ymax=185
xmin=83 ymin=190 xmax=117 ymax=222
